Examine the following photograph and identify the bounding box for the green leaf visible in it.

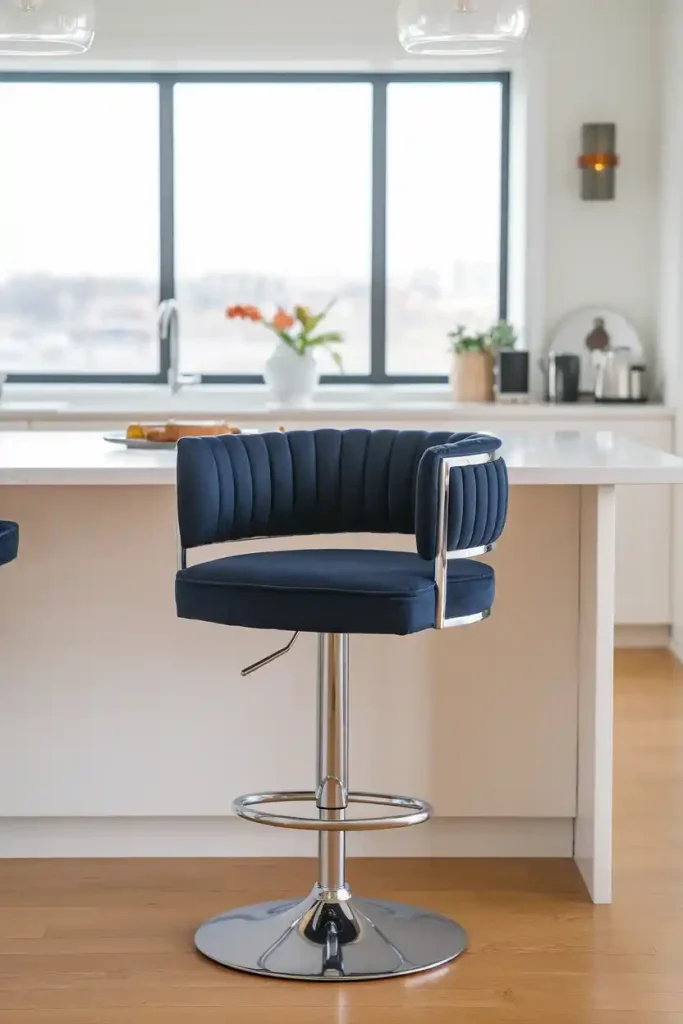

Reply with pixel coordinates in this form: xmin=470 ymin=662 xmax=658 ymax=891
xmin=295 ymin=306 xmax=314 ymax=332
xmin=449 ymin=325 xmax=490 ymax=354
xmin=304 ymin=298 xmax=336 ymax=333
xmin=488 ymin=319 xmax=517 ymax=350
xmin=306 ymin=331 xmax=344 ymax=347
xmin=329 ymin=348 xmax=344 ymax=371
xmin=263 ymin=321 xmax=291 ymax=345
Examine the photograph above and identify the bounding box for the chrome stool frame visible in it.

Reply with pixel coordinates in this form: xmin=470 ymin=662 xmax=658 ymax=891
xmin=195 ymin=632 xmax=471 ymax=980
xmin=191 ymin=450 xmax=499 ymax=982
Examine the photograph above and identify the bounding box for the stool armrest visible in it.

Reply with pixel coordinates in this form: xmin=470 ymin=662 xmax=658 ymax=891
xmin=415 ymin=435 xmax=508 ymax=629
xmin=433 ymin=450 xmax=501 ymax=629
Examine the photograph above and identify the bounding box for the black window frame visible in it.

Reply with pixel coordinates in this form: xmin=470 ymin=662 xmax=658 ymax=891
xmin=0 ymin=71 xmax=511 ymax=385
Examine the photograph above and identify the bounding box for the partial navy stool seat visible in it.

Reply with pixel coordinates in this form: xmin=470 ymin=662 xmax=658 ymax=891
xmin=0 ymin=522 xmax=18 ymax=567
xmin=176 ymin=429 xmax=508 ymax=982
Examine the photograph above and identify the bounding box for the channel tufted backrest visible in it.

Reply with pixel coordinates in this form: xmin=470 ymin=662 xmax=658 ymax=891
xmin=177 ymin=428 xmax=508 ymax=556
xmin=415 ymin=437 xmax=508 ymax=560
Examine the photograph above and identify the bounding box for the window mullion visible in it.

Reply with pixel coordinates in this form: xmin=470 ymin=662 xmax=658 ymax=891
xmin=159 ymin=79 xmax=176 ymax=383
xmin=370 ymin=80 xmax=388 ymax=383
xmin=499 ymin=73 xmax=511 ymax=321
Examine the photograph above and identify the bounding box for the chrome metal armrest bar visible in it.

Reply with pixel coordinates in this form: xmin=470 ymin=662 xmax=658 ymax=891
xmin=447 ymin=543 xmax=495 ymax=562
xmin=442 ymin=608 xmax=491 ymax=630
xmin=434 ymin=450 xmax=500 ymax=630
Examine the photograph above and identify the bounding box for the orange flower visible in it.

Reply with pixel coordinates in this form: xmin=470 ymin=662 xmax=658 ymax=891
xmin=273 ymin=309 xmax=295 ymax=331
xmin=226 ymin=304 xmax=263 ymax=322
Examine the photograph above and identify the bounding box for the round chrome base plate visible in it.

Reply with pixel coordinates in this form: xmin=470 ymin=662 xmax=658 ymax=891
xmin=195 ymin=891 xmax=467 ymax=981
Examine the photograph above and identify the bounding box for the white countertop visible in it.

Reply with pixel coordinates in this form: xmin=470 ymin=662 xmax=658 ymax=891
xmin=0 ymin=430 xmax=680 ymax=487
xmin=0 ymin=384 xmax=674 ymax=422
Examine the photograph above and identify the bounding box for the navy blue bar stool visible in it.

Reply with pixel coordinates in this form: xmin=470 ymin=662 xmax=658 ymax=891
xmin=0 ymin=522 xmax=18 ymax=567
xmin=176 ymin=429 xmax=508 ymax=981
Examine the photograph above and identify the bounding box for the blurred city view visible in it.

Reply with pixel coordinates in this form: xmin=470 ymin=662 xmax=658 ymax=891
xmin=0 ymin=258 xmax=497 ymax=377
xmin=0 ymin=79 xmax=502 ymax=379
xmin=0 ymin=274 xmax=158 ymax=374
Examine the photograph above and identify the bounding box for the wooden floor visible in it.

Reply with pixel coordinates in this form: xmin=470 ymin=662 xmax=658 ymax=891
xmin=1 ymin=649 xmax=682 ymax=1023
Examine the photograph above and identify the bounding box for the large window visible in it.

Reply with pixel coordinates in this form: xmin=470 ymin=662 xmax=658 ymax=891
xmin=0 ymin=82 xmax=160 ymax=377
xmin=0 ymin=73 xmax=509 ymax=384
xmin=386 ymin=81 xmax=504 ymax=376
xmin=175 ymin=83 xmax=372 ymax=377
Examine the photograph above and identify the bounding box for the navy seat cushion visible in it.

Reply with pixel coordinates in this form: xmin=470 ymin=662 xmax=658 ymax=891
xmin=0 ymin=521 xmax=18 ymax=567
xmin=176 ymin=549 xmax=494 ymax=636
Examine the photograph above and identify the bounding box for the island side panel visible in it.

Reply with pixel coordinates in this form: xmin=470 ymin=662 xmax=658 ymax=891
xmin=0 ymin=484 xmax=580 ymax=859
xmin=426 ymin=484 xmax=580 ymax=818
xmin=575 ymin=485 xmax=616 ymax=904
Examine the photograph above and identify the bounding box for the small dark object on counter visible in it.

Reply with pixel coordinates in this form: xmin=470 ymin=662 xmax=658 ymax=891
xmin=586 ymin=317 xmax=610 ymax=353
xmin=545 ymin=354 xmax=581 ymax=403
xmin=495 ymin=351 xmax=530 ymax=403
xmin=629 ymin=365 xmax=647 ymax=403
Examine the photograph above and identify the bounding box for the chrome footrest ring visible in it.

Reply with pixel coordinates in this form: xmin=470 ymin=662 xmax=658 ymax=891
xmin=232 ymin=790 xmax=432 ymax=831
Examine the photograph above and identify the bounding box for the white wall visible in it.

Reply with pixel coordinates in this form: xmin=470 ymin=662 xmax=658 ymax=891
xmin=659 ymin=0 xmax=683 ymax=658
xmin=0 ymin=0 xmax=663 ymax=366
xmin=659 ymin=0 xmax=683 ymax=406
xmin=533 ymin=0 xmax=660 ymax=365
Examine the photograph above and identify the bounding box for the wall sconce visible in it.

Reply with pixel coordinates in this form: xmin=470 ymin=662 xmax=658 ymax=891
xmin=578 ymin=123 xmax=619 ymax=201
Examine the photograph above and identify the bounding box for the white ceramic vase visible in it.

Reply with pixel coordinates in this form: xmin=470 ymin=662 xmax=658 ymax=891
xmin=264 ymin=343 xmax=320 ymax=405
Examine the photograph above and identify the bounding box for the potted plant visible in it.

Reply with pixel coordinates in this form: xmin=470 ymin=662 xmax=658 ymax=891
xmin=489 ymin=319 xmax=518 ymax=353
xmin=448 ymin=325 xmax=494 ymax=403
xmin=448 ymin=320 xmax=518 ymax=403
xmin=227 ymin=301 xmax=343 ymax=405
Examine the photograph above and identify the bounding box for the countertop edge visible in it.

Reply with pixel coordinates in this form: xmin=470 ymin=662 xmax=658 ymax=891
xmin=1 ymin=470 xmax=681 ymax=487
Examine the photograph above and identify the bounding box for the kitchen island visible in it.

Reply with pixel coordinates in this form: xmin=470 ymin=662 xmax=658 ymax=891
xmin=0 ymin=429 xmax=681 ymax=904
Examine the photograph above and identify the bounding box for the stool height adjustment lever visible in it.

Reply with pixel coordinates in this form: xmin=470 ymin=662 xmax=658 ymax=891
xmin=241 ymin=632 xmax=300 ymax=677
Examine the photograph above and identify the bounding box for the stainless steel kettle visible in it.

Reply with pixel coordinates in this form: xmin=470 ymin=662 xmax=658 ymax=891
xmin=594 ymin=347 xmax=632 ymax=402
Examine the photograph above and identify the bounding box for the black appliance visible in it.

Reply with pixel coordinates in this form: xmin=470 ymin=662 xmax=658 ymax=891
xmin=545 ymin=354 xmax=580 ymax=403
xmin=494 ymin=350 xmax=530 ymax=404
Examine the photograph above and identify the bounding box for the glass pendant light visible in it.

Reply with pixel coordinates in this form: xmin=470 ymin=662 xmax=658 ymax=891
xmin=398 ymin=0 xmax=529 ymax=56
xmin=0 ymin=0 xmax=95 ymax=55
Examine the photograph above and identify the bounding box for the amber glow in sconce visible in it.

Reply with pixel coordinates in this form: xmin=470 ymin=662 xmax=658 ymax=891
xmin=579 ymin=124 xmax=619 ymax=201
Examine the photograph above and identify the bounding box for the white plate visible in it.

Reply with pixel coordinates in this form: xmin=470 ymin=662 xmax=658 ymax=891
xmin=104 ymin=434 xmax=176 ymax=450
xmin=549 ymin=307 xmax=643 ymax=394
xmin=104 ymin=428 xmax=259 ymax=450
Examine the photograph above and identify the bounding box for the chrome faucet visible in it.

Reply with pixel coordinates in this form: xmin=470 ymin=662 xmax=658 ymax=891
xmin=158 ymin=299 xmax=201 ymax=394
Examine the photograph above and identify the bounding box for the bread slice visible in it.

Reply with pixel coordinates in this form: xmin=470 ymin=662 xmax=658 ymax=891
xmin=126 ymin=421 xmax=242 ymax=443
